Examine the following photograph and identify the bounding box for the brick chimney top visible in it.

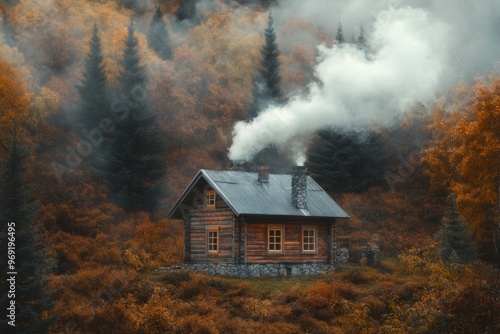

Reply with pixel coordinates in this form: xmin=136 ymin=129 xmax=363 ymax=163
xmin=258 ymin=166 xmax=270 ymax=183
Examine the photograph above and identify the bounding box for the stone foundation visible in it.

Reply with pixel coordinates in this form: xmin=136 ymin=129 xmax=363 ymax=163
xmin=159 ymin=263 xmax=335 ymax=278
xmin=336 ymin=247 xmax=350 ymax=263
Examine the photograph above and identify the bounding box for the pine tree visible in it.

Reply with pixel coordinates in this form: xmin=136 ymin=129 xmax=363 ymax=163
xmin=77 ymin=24 xmax=109 ymax=132
xmin=436 ymin=195 xmax=477 ymax=263
xmin=245 ymin=13 xmax=290 ymax=172
xmin=335 ymin=21 xmax=345 ymax=45
xmin=248 ymin=12 xmax=284 ymax=120
xmin=117 ymin=21 xmax=145 ymax=97
xmin=357 ymin=24 xmax=367 ymax=49
xmin=97 ymin=21 xmax=167 ymax=213
xmin=259 ymin=12 xmax=284 ymax=104
xmin=175 ymin=0 xmax=197 ymax=22
xmin=147 ymin=7 xmax=173 ymax=60
xmin=307 ymin=129 xmax=387 ymax=193
xmin=0 ymin=128 xmax=53 ymax=332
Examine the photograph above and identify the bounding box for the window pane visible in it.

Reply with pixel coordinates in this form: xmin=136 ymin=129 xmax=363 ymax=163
xmin=303 ymin=229 xmax=315 ymax=251
xmin=208 ymin=230 xmax=218 ymax=252
xmin=269 ymin=228 xmax=283 ymax=252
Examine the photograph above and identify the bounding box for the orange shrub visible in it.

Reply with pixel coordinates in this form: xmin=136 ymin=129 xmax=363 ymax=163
xmin=360 ymin=296 xmax=387 ymax=318
xmin=135 ymin=288 xmax=178 ymax=334
xmin=117 ymin=215 xmax=184 ymax=272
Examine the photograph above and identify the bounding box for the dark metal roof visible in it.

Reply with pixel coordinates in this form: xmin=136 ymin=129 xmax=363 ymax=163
xmin=168 ymin=169 xmax=349 ymax=219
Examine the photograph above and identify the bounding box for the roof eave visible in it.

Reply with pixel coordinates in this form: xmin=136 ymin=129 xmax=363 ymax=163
xmin=167 ymin=170 xmax=242 ymax=219
xmin=166 ymin=171 xmax=204 ymax=219
xmin=237 ymin=212 xmax=350 ymax=219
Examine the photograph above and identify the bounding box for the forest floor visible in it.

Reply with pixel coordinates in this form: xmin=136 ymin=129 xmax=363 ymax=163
xmin=139 ymin=254 xmax=498 ymax=333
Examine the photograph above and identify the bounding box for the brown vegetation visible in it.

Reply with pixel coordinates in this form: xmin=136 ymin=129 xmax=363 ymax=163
xmin=0 ymin=0 xmax=498 ymax=332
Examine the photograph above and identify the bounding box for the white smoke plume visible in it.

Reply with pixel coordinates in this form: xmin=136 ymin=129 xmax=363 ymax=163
xmin=229 ymin=6 xmax=449 ymax=164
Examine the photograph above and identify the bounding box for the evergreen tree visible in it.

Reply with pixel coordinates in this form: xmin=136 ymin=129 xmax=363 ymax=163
xmin=247 ymin=12 xmax=284 ymax=120
xmin=436 ymin=195 xmax=477 ymax=263
xmin=0 ymin=129 xmax=53 ymax=332
xmin=96 ymin=21 xmax=167 ymax=213
xmin=335 ymin=21 xmax=345 ymax=45
xmin=147 ymin=6 xmax=173 ymax=60
xmin=246 ymin=13 xmax=290 ymax=172
xmin=259 ymin=12 xmax=284 ymax=105
xmin=77 ymin=24 xmax=109 ymax=132
xmin=175 ymin=0 xmax=197 ymax=22
xmin=307 ymin=129 xmax=387 ymax=193
xmin=357 ymin=24 xmax=367 ymax=49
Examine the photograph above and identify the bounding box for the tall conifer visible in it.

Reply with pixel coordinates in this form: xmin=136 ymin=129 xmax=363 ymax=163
xmin=357 ymin=24 xmax=367 ymax=49
xmin=0 ymin=129 xmax=53 ymax=332
xmin=248 ymin=12 xmax=285 ymax=121
xmin=96 ymin=21 xmax=167 ymax=213
xmin=245 ymin=13 xmax=291 ymax=172
xmin=335 ymin=21 xmax=345 ymax=45
xmin=307 ymin=129 xmax=387 ymax=193
xmin=147 ymin=7 xmax=173 ymax=60
xmin=77 ymin=24 xmax=109 ymax=132
xmin=259 ymin=12 xmax=284 ymax=105
xmin=436 ymin=195 xmax=477 ymax=263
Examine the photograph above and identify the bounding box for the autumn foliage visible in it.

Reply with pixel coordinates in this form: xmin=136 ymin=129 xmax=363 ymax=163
xmin=424 ymin=79 xmax=500 ymax=259
xmin=0 ymin=57 xmax=31 ymax=156
xmin=0 ymin=0 xmax=499 ymax=333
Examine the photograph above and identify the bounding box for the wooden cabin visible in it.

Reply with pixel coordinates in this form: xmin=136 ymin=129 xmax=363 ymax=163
xmin=167 ymin=166 xmax=349 ymax=277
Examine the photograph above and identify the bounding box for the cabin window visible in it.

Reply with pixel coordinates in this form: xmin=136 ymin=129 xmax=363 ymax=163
xmin=268 ymin=226 xmax=284 ymax=253
xmin=302 ymin=226 xmax=317 ymax=252
xmin=205 ymin=189 xmax=216 ymax=210
xmin=207 ymin=227 xmax=219 ymax=254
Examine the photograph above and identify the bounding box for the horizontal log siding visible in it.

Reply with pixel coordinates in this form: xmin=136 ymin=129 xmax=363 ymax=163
xmin=245 ymin=218 xmax=332 ymax=264
xmin=188 ymin=198 xmax=236 ymax=264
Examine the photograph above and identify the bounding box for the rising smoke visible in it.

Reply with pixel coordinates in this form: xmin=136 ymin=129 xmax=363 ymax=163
xmin=229 ymin=0 xmax=500 ymax=164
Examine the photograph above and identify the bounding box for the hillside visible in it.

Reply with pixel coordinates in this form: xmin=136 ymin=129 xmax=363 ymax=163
xmin=0 ymin=0 xmax=499 ymax=333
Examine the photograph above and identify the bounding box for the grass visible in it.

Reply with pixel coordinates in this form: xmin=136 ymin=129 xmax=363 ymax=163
xmin=227 ymin=275 xmax=325 ymax=297
xmin=144 ymin=262 xmax=384 ymax=297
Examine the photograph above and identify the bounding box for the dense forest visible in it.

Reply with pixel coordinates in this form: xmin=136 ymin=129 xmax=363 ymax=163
xmin=0 ymin=0 xmax=498 ymax=333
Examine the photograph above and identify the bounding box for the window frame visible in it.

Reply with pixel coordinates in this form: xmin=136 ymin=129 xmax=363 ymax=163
xmin=205 ymin=189 xmax=216 ymax=210
xmin=267 ymin=225 xmax=285 ymax=254
xmin=206 ymin=226 xmax=219 ymax=255
xmin=301 ymin=226 xmax=318 ymax=254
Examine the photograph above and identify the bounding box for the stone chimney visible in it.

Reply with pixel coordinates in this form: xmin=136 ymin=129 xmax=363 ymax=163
xmin=258 ymin=165 xmax=269 ymax=183
xmin=291 ymin=166 xmax=307 ymax=210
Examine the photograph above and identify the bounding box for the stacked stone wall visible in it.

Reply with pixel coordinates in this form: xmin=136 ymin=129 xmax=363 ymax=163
xmin=159 ymin=263 xmax=335 ymax=278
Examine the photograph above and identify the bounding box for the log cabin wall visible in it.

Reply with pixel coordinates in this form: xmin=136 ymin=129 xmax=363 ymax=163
xmin=244 ymin=217 xmax=334 ymax=264
xmin=188 ymin=193 xmax=236 ymax=264
xmin=239 ymin=217 xmax=247 ymax=264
